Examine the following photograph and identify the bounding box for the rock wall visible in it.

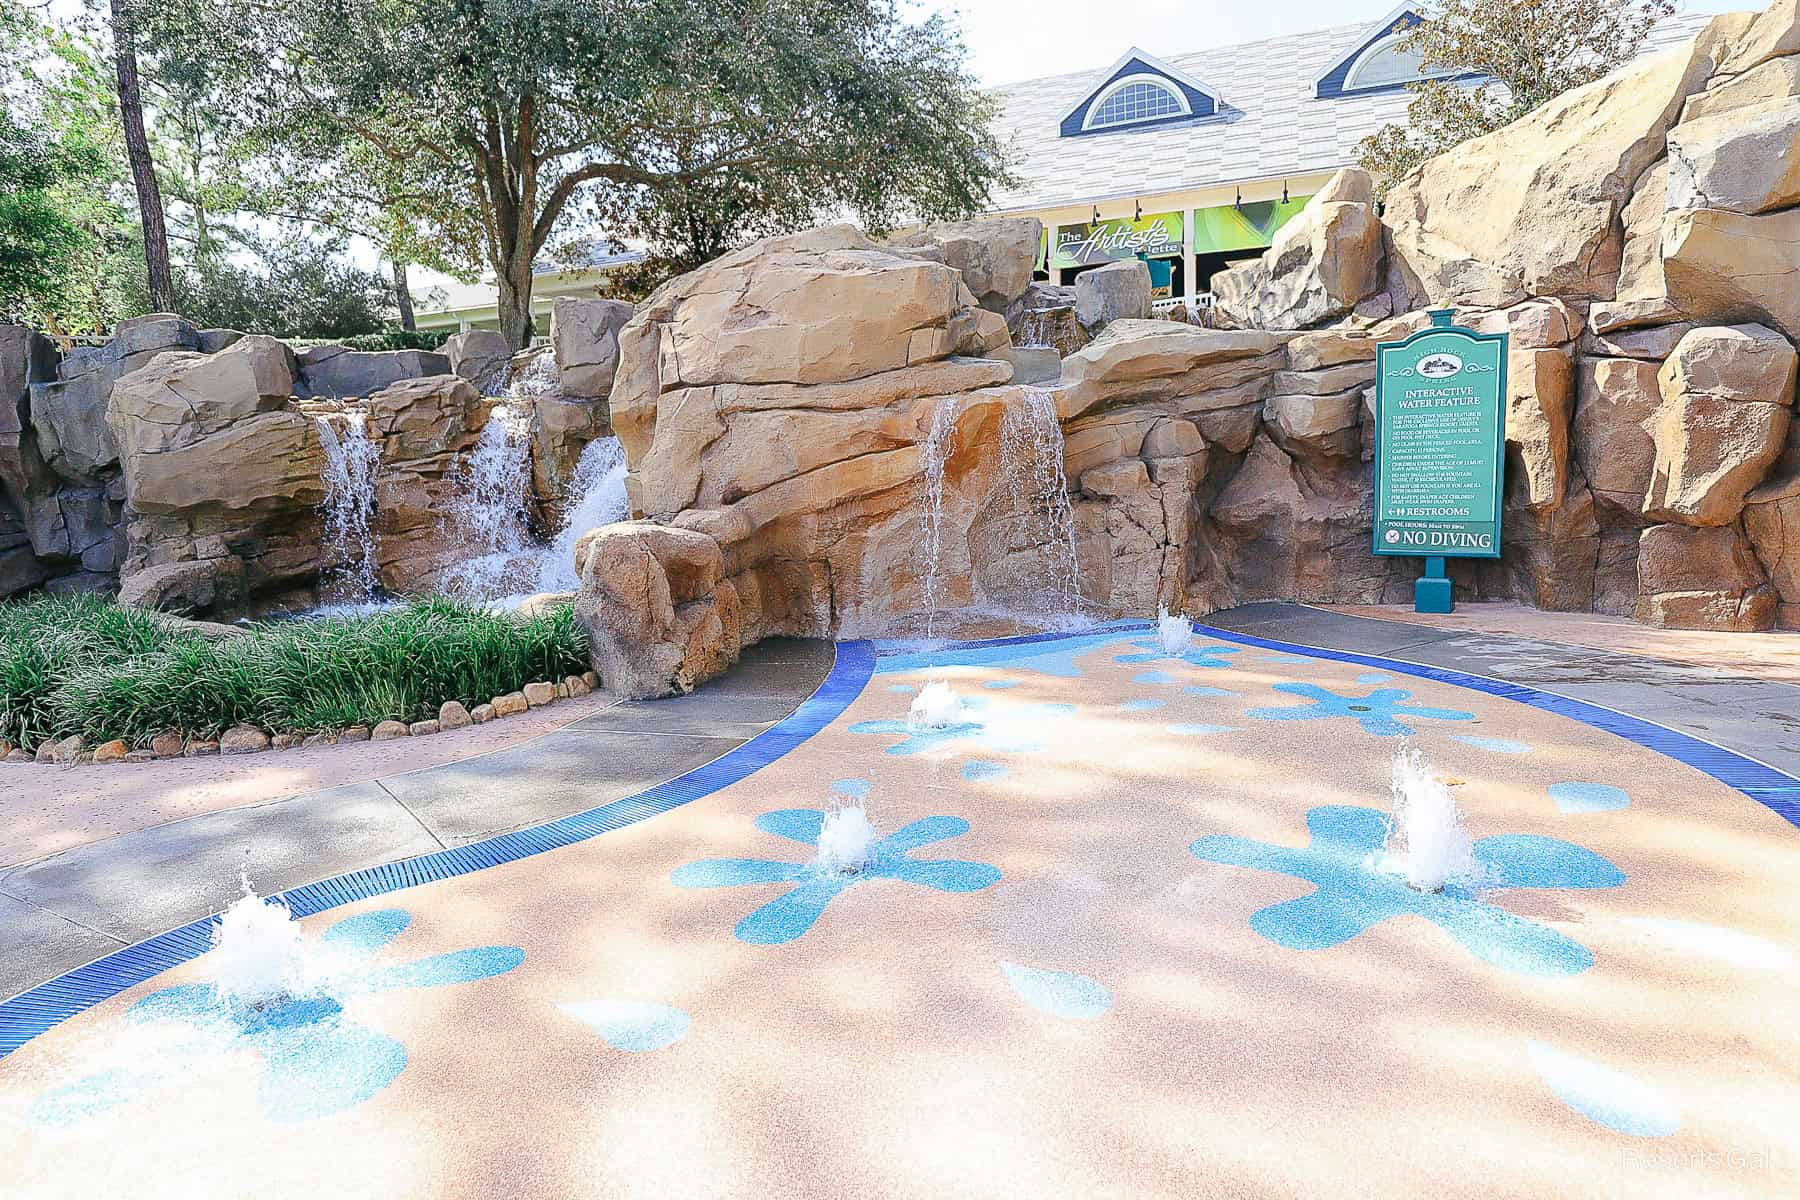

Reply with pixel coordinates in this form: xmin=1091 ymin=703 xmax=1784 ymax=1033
xmin=578 ymin=0 xmax=1800 ymax=697
xmin=2 ymin=306 xmax=630 ymax=614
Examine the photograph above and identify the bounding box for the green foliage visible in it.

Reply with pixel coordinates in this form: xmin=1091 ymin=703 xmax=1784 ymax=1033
xmin=0 ymin=2 xmax=137 ymax=330
xmin=114 ymin=231 xmax=396 ymax=339
xmin=143 ymin=0 xmax=1013 ymax=345
xmin=0 ymin=593 xmax=589 ymax=750
xmin=1357 ymin=0 xmax=1675 ymax=191
xmin=338 ymin=328 xmax=450 ymax=352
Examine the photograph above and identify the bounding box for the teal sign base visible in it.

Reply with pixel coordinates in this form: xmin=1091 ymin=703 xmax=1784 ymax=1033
xmin=1415 ymin=556 xmax=1454 ymax=614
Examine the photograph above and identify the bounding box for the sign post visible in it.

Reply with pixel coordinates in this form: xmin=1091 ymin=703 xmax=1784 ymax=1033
xmin=1372 ymin=309 xmax=1507 ymax=614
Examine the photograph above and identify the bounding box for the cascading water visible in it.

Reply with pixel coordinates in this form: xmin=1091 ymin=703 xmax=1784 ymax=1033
xmin=314 ymin=412 xmax=383 ymax=604
xmin=1017 ymin=308 xmax=1052 ymax=349
xmin=535 ymin=435 xmax=630 ymax=592
xmin=998 ymin=386 xmax=1082 ymax=617
xmin=440 ymin=405 xmax=537 ymax=600
xmin=918 ymin=397 xmax=961 ymax=638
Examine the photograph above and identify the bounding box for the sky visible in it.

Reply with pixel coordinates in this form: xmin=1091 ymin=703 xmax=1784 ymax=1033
xmin=915 ymin=0 xmax=1754 ymax=87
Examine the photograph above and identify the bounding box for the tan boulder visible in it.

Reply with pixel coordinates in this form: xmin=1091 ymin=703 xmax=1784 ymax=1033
xmin=551 ymin=297 xmax=634 ymax=397
xmin=1264 ymin=389 xmax=1362 ymax=462
xmin=887 ymin=217 xmax=1042 ymax=314
xmin=92 ymin=740 xmax=128 ymax=764
xmin=370 ymin=719 xmax=410 ymax=740
xmin=1682 ymin=55 xmax=1800 ymax=124
xmin=1285 ymin=330 xmax=1377 ymax=372
xmin=1573 ymin=357 xmax=1664 ymax=516
xmin=1213 ymin=177 xmax=1383 ymax=330
xmin=1059 ymin=322 xmax=1281 ymax=418
xmin=364 ymin=375 xmax=487 ymax=464
xmin=1714 ymin=0 xmax=1800 ymax=76
xmin=1744 ymin=468 xmax=1800 ymax=625
xmin=491 ymin=692 xmax=528 ymax=717
xmin=220 ymin=725 xmax=269 ymax=754
xmin=1666 ymin=97 xmax=1800 ymax=215
xmin=574 ymin=522 xmax=740 ymax=698
xmin=1506 ymin=348 xmax=1575 ymax=512
xmin=1615 ymin=161 xmax=1670 ymax=305
xmin=438 ymin=700 xmax=472 ymax=729
xmin=1074 ymin=259 xmax=1152 ymax=332
xmin=1663 ymin=206 xmax=1800 ymax=342
xmin=1635 ymin=521 xmax=1776 ymax=630
xmin=1383 ymin=39 xmax=1714 ymax=308
xmin=1644 ymin=324 xmax=1797 ymax=525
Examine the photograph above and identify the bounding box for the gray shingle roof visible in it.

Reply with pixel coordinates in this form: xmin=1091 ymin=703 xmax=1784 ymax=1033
xmin=985 ymin=12 xmax=1716 ymax=214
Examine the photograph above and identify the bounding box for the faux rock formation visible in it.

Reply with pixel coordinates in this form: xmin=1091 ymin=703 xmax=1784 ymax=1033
xmin=444 ymin=330 xmax=512 ymax=392
xmin=1644 ymin=324 xmax=1796 ymax=525
xmin=888 ymin=217 xmax=1042 ymax=315
xmin=573 ymin=522 xmax=740 ymax=698
xmin=296 ymin=345 xmax=452 ymax=399
xmin=108 ymin=336 xmax=324 ymax=614
xmin=1383 ymin=32 xmax=1717 ymax=309
xmin=1074 ymin=259 xmax=1151 ymax=332
xmin=1635 ymin=520 xmax=1776 ymax=630
xmin=1212 ymin=169 xmax=1385 ymax=330
xmin=551 ymin=297 xmax=634 ymax=398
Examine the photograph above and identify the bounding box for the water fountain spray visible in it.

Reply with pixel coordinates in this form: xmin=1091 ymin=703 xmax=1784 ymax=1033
xmin=1379 ymin=746 xmax=1476 ymax=893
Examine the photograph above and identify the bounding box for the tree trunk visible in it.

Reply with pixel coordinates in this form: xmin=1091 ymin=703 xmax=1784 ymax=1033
xmin=390 ymin=259 xmax=416 ymax=331
xmin=494 ymin=257 xmax=535 ymax=350
xmin=110 ymin=0 xmax=176 ymax=314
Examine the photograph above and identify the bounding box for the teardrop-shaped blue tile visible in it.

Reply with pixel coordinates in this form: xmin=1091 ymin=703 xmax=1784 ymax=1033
xmin=999 ymin=961 xmax=1112 ymax=1020
xmin=1527 ymin=1041 xmax=1678 ymax=1137
xmin=559 ymin=1000 xmax=692 ymax=1052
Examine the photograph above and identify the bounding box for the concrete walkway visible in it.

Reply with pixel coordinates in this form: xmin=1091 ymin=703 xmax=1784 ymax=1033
xmin=1208 ymin=603 xmax=1800 ymax=780
xmin=0 ymin=639 xmax=835 ymax=1001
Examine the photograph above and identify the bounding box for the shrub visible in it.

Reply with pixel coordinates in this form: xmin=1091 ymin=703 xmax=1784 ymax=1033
xmin=0 ymin=593 xmax=588 ymax=750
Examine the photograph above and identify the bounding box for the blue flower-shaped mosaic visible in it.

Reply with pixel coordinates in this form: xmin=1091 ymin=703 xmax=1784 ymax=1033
xmin=1113 ymin=638 xmax=1243 ymax=670
xmin=847 ymin=696 xmax=1076 ymax=756
xmin=1246 ymin=682 xmax=1474 ymax=736
xmin=31 ymin=908 xmax=523 ymax=1126
xmin=671 ymin=809 xmax=1000 ymax=944
xmin=1190 ymin=806 xmax=1624 ymax=976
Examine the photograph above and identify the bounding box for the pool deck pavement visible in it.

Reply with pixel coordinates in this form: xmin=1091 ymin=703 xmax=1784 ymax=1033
xmin=4 ymin=604 xmax=1796 ymax=1003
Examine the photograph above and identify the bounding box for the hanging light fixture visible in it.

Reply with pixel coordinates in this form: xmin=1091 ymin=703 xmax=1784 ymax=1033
xmin=1281 ymin=180 xmax=1289 ymax=204
xmin=1134 ymin=198 xmax=1142 ymax=221
xmin=1234 ymin=187 xmax=1242 ymax=211
xmin=1091 ymin=205 xmax=1101 ymax=224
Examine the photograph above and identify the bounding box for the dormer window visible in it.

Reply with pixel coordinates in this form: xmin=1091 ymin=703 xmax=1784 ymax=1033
xmin=1344 ymin=32 xmax=1431 ymax=91
xmin=1315 ymin=4 xmax=1468 ymax=99
xmin=1084 ymin=76 xmax=1190 ymax=131
xmin=1058 ymin=48 xmax=1221 ymax=138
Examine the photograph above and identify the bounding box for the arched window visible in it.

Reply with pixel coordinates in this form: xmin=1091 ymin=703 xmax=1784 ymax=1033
xmin=1084 ymin=75 xmax=1189 ymax=130
xmin=1344 ymin=32 xmax=1432 ymax=91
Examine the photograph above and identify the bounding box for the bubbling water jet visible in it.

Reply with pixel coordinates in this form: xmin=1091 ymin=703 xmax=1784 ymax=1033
xmin=1157 ymin=605 xmax=1193 ymax=656
xmin=1378 ymin=746 xmax=1477 ymax=893
xmin=908 ymin=679 xmax=968 ymax=731
xmin=816 ymin=804 xmax=878 ymax=875
xmin=208 ymin=873 xmax=307 ymax=1013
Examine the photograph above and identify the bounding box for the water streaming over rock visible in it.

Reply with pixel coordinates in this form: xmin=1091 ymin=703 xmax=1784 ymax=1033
xmin=314 ymin=412 xmax=383 ymax=604
xmin=439 ymin=405 xmax=537 ymax=600
xmin=534 ymin=435 xmax=630 ymax=592
xmin=918 ymin=396 xmax=961 ymax=638
xmin=997 ymin=387 xmax=1081 ymax=617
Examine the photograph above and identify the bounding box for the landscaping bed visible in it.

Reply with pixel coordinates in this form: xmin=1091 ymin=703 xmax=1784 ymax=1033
xmin=0 ymin=594 xmax=591 ymax=761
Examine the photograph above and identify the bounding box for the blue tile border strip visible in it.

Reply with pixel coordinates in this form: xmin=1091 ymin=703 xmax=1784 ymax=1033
xmin=1194 ymin=623 xmax=1800 ymax=831
xmin=0 ymin=640 xmax=878 ymax=1061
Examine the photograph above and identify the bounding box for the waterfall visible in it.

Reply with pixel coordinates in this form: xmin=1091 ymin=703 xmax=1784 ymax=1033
xmin=998 ymin=387 xmax=1081 ymax=617
xmin=535 ymin=435 xmax=630 ymax=592
xmin=918 ymin=396 xmax=961 ymax=638
xmin=314 ymin=411 xmax=383 ymax=604
xmin=440 ymin=404 xmax=537 ymax=600
xmin=1017 ymin=309 xmax=1051 ymax=349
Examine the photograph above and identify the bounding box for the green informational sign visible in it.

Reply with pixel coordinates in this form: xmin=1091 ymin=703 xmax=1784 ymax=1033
xmin=1373 ymin=314 xmax=1507 ymax=560
xmin=1051 ymin=212 xmax=1181 ymax=269
xmin=1191 ymin=196 xmax=1311 ymax=255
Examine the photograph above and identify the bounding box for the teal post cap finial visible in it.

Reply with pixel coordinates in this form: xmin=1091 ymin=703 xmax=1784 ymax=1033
xmin=1428 ymin=308 xmax=1456 ymax=328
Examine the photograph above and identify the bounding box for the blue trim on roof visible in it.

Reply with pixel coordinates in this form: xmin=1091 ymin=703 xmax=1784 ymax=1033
xmin=1062 ymin=57 xmax=1217 ymax=138
xmin=0 ymin=641 xmax=878 ymax=1061
xmin=1317 ymin=9 xmax=1427 ymax=99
